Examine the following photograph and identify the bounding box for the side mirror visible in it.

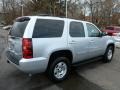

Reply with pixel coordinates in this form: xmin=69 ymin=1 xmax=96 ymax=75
xmin=99 ymin=32 xmax=108 ymax=37
xmin=103 ymin=32 xmax=108 ymax=36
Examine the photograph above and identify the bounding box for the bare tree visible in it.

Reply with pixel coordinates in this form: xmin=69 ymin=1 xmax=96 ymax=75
xmin=67 ymin=0 xmax=83 ymax=19
xmin=2 ymin=0 xmax=117 ymax=26
xmin=82 ymin=0 xmax=116 ymax=27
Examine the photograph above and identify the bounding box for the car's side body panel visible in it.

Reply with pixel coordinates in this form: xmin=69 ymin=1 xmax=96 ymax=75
xmin=6 ymin=16 xmax=115 ymax=74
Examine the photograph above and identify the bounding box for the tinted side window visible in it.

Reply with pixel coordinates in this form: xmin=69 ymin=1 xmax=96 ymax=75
xmin=32 ymin=19 xmax=64 ymax=38
xmin=70 ymin=22 xmax=85 ymax=37
xmin=86 ymin=23 xmax=100 ymax=37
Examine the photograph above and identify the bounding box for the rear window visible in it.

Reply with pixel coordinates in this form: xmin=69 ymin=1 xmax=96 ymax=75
xmin=105 ymin=27 xmax=114 ymax=30
xmin=32 ymin=19 xmax=64 ymax=38
xmin=10 ymin=17 xmax=30 ymax=37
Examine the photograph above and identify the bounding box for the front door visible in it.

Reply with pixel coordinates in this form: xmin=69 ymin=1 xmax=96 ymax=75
xmin=86 ymin=23 xmax=105 ymax=58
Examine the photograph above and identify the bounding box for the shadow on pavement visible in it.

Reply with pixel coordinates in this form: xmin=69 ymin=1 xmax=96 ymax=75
xmin=0 ymin=52 xmax=106 ymax=90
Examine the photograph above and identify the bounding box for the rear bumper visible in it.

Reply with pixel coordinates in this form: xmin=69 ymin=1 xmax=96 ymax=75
xmin=20 ymin=57 xmax=49 ymax=73
xmin=6 ymin=51 xmax=49 ymax=74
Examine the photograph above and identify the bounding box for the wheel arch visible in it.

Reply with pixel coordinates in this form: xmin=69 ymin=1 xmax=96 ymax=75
xmin=47 ymin=50 xmax=73 ymax=70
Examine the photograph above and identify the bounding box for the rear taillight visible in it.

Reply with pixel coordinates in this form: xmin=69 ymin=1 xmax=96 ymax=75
xmin=22 ymin=38 xmax=33 ymax=59
xmin=112 ymin=33 xmax=118 ymax=36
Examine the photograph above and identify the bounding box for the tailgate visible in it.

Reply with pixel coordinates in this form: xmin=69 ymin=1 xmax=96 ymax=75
xmin=7 ymin=17 xmax=30 ymax=62
xmin=8 ymin=36 xmax=22 ymax=56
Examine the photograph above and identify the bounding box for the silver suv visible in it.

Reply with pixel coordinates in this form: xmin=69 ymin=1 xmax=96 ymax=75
xmin=6 ymin=16 xmax=115 ymax=82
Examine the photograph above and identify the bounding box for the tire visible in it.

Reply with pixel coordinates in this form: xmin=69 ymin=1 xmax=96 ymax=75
xmin=47 ymin=57 xmax=71 ymax=82
xmin=103 ymin=46 xmax=114 ymax=63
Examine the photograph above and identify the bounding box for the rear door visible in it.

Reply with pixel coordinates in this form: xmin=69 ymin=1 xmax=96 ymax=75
xmin=32 ymin=19 xmax=65 ymax=58
xmin=68 ymin=21 xmax=89 ymax=63
xmin=8 ymin=17 xmax=30 ymax=58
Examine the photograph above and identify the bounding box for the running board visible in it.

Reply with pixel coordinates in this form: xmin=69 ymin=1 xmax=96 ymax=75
xmin=72 ymin=56 xmax=103 ymax=67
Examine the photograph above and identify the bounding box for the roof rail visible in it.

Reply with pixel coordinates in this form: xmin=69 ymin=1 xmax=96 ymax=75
xmin=35 ymin=14 xmax=66 ymax=18
xmin=37 ymin=14 xmax=51 ymax=16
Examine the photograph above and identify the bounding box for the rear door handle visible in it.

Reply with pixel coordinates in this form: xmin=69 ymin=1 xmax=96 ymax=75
xmin=90 ymin=40 xmax=94 ymax=42
xmin=69 ymin=40 xmax=77 ymax=44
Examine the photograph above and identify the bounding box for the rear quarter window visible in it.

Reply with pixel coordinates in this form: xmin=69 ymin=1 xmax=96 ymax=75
xmin=32 ymin=19 xmax=64 ymax=38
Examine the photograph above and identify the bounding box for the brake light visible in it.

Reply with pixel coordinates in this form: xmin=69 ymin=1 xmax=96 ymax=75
xmin=112 ymin=33 xmax=118 ymax=36
xmin=22 ymin=38 xmax=33 ymax=59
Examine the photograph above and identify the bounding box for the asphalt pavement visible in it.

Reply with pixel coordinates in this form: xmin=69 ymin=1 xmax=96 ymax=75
xmin=0 ymin=29 xmax=120 ymax=90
